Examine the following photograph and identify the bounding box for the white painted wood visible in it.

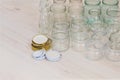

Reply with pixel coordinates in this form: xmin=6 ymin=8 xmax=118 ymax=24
xmin=0 ymin=0 xmax=120 ymax=80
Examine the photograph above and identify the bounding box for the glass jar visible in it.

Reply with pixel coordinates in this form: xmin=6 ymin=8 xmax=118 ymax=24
xmin=105 ymin=31 xmax=120 ymax=62
xmin=70 ymin=20 xmax=91 ymax=52
xmin=102 ymin=0 xmax=119 ymax=22
xmin=85 ymin=31 xmax=108 ymax=60
xmin=105 ymin=8 xmax=120 ymax=34
xmin=39 ymin=0 xmax=50 ymax=35
xmin=52 ymin=32 xmax=70 ymax=52
xmin=84 ymin=0 xmax=101 ymax=23
xmin=85 ymin=40 xmax=104 ymax=60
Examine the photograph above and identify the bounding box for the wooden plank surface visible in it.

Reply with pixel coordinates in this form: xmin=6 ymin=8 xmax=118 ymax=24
xmin=0 ymin=0 xmax=120 ymax=80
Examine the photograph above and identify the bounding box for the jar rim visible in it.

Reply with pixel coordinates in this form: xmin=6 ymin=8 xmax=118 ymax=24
xmin=102 ymin=0 xmax=119 ymax=6
xmin=85 ymin=0 xmax=101 ymax=6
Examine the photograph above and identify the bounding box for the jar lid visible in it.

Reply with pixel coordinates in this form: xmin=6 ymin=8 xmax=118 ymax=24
xmin=32 ymin=49 xmax=46 ymax=61
xmin=32 ymin=34 xmax=48 ymax=45
xmin=45 ymin=50 xmax=62 ymax=62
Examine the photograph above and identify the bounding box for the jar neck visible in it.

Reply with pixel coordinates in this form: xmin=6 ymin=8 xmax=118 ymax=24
xmin=102 ymin=0 xmax=119 ymax=6
xmin=85 ymin=0 xmax=101 ymax=6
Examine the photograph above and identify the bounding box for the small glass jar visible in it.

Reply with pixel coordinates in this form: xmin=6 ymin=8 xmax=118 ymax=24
xmin=71 ymin=31 xmax=90 ymax=52
xmin=52 ymin=32 xmax=70 ymax=52
xmin=39 ymin=0 xmax=50 ymax=35
xmin=105 ymin=34 xmax=120 ymax=62
xmin=83 ymin=0 xmax=101 ymax=23
xmin=105 ymin=8 xmax=120 ymax=34
xmin=85 ymin=40 xmax=104 ymax=60
xmin=85 ymin=31 xmax=108 ymax=60
xmin=102 ymin=0 xmax=119 ymax=20
xmin=70 ymin=20 xmax=91 ymax=52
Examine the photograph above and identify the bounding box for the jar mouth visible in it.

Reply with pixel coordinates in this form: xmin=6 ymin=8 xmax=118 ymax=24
xmin=85 ymin=0 xmax=101 ymax=6
xmin=107 ymin=8 xmax=120 ymax=17
xmin=102 ymin=0 xmax=119 ymax=6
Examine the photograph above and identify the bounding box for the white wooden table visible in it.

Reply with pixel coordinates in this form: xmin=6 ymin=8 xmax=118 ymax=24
xmin=0 ymin=0 xmax=120 ymax=80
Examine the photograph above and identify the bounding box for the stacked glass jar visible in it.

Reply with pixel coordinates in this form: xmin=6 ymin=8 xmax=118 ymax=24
xmin=38 ymin=0 xmax=120 ymax=62
xmin=50 ymin=0 xmax=70 ymax=52
xmin=39 ymin=0 xmax=52 ymax=36
xmin=69 ymin=0 xmax=90 ymax=52
xmin=83 ymin=0 xmax=120 ymax=61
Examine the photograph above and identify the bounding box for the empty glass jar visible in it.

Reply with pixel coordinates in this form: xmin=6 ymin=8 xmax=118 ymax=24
xmin=105 ymin=31 xmax=120 ymax=62
xmin=85 ymin=40 xmax=105 ymax=60
xmin=70 ymin=20 xmax=91 ymax=52
xmin=105 ymin=8 xmax=120 ymax=34
xmin=85 ymin=31 xmax=108 ymax=60
xmin=39 ymin=0 xmax=50 ymax=35
xmin=52 ymin=32 xmax=70 ymax=52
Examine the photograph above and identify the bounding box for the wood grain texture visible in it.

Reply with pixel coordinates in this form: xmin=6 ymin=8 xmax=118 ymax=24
xmin=0 ymin=0 xmax=120 ymax=80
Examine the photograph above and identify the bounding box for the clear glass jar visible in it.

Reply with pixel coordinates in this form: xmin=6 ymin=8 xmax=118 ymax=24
xmin=85 ymin=31 xmax=108 ymax=60
xmin=102 ymin=0 xmax=119 ymax=20
xmin=85 ymin=40 xmax=104 ymax=60
xmin=70 ymin=20 xmax=92 ymax=52
xmin=105 ymin=8 xmax=120 ymax=34
xmin=84 ymin=0 xmax=101 ymax=23
xmin=105 ymin=31 xmax=120 ymax=62
xmin=39 ymin=0 xmax=50 ymax=35
xmin=52 ymin=32 xmax=70 ymax=52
